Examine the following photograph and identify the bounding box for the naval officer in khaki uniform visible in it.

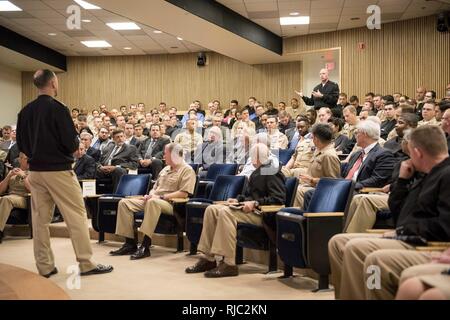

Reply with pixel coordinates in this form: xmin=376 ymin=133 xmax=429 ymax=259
xmin=281 ymin=131 xmax=315 ymax=178
xmin=293 ymin=124 xmax=341 ymax=208
xmin=111 ymin=143 xmax=196 ymax=260
xmin=16 ymin=69 xmax=113 ymax=277
xmin=0 ymin=153 xmax=30 ymax=243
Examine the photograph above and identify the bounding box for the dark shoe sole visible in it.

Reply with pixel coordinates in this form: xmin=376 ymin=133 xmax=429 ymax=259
xmin=42 ymin=268 xmax=58 ymax=278
xmin=204 ymin=268 xmax=239 ymax=278
xmin=109 ymin=247 xmax=137 ymax=256
xmin=185 ymin=261 xmax=217 ymax=274
xmin=80 ymin=266 xmax=113 ymax=276
xmin=130 ymin=251 xmax=151 ymax=260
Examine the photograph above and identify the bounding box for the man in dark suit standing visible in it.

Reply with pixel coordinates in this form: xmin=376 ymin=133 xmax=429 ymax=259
xmin=97 ymin=129 xmax=139 ymax=191
xmin=137 ymin=124 xmax=170 ymax=179
xmin=73 ymin=143 xmax=96 ymax=180
xmin=80 ymin=132 xmax=100 ymax=162
xmin=295 ymin=68 xmax=340 ymax=111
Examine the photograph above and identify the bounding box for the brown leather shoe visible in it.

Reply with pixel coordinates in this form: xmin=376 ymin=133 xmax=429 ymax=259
xmin=185 ymin=258 xmax=217 ymax=273
xmin=204 ymin=262 xmax=239 ymax=278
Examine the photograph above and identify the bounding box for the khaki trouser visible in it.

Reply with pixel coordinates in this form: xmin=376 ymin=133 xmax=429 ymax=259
xmin=328 ymin=233 xmax=418 ymax=299
xmin=400 ymin=263 xmax=450 ymax=299
xmin=197 ymin=204 xmax=262 ymax=266
xmin=364 ymin=249 xmax=431 ymax=299
xmin=0 ymin=194 xmax=27 ymax=231
xmin=281 ymin=167 xmax=307 ymax=178
xmin=28 ymin=171 xmax=96 ymax=275
xmin=115 ymin=198 xmax=173 ymax=239
xmin=344 ymin=194 xmax=389 ymax=233
xmin=293 ymin=185 xmax=314 ymax=209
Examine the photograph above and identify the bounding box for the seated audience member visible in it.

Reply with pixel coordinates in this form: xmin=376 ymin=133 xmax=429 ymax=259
xmin=252 ymin=105 xmax=266 ymax=131
xmin=442 ymin=108 xmax=450 ymax=151
xmin=232 ymin=109 xmax=256 ymax=137
xmin=0 ymin=125 xmax=13 ymax=152
xmin=138 ymin=124 xmax=170 ymax=178
xmin=329 ymin=125 xmax=450 ymax=300
xmin=396 ymin=248 xmax=450 ymax=300
xmin=79 ymin=132 xmax=100 ymax=162
xmin=243 ymin=96 xmax=257 ymax=119
xmin=73 ymin=143 xmax=96 ymax=180
xmin=418 ymin=102 xmax=438 ymax=126
xmin=266 ymin=116 xmax=288 ymax=149
xmin=293 ymin=124 xmax=341 ymax=208
xmin=349 ymin=95 xmax=362 ymax=115
xmin=194 ymin=126 xmax=225 ymax=170
xmin=285 ymin=116 xmax=311 ymax=150
xmin=133 ymin=124 xmax=148 ymax=143
xmin=278 ymin=110 xmax=295 ymax=134
xmin=365 ymin=92 xmax=375 ymax=102
xmin=110 ymin=143 xmax=196 ymax=259
xmin=0 ymin=153 xmax=31 ymax=243
xmin=341 ymin=105 xmax=360 ymax=139
xmin=238 ymin=133 xmax=279 ymax=178
xmin=181 ymin=103 xmax=205 ymax=126
xmin=96 ymin=129 xmax=139 ymax=191
xmin=228 ymin=123 xmax=251 ymax=166
xmin=166 ymin=115 xmax=179 ymax=139
xmin=203 ymin=101 xmax=217 ymax=128
xmin=359 ymin=110 xmax=369 ymax=121
xmin=159 ymin=123 xmax=171 ymax=142
xmin=306 ymin=109 xmax=317 ymax=125
xmin=256 ymin=114 xmax=268 ymax=133
xmin=124 ymin=123 xmax=141 ymax=148
xmin=285 ymin=98 xmax=306 ymax=119
xmin=343 ymin=129 xmax=412 ymax=233
xmin=424 ymin=90 xmax=436 ymax=104
xmin=334 ymin=92 xmax=349 ymax=118
xmin=174 ymin=118 xmax=203 ymax=162
xmin=380 ymin=102 xmax=398 ymax=140
xmin=281 ymin=125 xmax=314 ymax=178
xmin=115 ymin=115 xmax=126 ymax=130
xmin=76 ymin=115 xmax=94 ymax=136
xmin=317 ymin=107 xmax=333 ymax=124
xmin=362 ymin=100 xmax=376 ymax=114
xmin=168 ymin=107 xmax=182 ymax=128
xmin=4 ymin=127 xmax=18 ymax=167
xmin=91 ymin=127 xmax=112 ymax=153
xmin=71 ymin=108 xmax=80 ymax=121
xmin=185 ymin=143 xmax=285 ymax=277
xmin=384 ymin=113 xmax=418 ymax=158
xmin=328 ymin=117 xmax=349 ymax=153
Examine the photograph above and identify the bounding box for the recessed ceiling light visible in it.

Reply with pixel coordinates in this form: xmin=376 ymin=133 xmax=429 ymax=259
xmin=153 ymin=30 xmax=163 ymax=34
xmin=289 ymin=12 xmax=300 ymax=16
xmin=81 ymin=40 xmax=111 ymax=48
xmin=123 ymin=47 xmax=132 ymax=50
xmin=0 ymin=1 xmax=22 ymax=11
xmin=82 ymin=19 xmax=91 ymax=23
xmin=280 ymin=16 xmax=310 ymax=25
xmin=48 ymin=33 xmax=57 ymax=36
xmin=177 ymin=37 xmax=183 ymax=41
xmin=73 ymin=0 xmax=101 ymax=10
xmin=106 ymin=22 xmax=140 ymax=30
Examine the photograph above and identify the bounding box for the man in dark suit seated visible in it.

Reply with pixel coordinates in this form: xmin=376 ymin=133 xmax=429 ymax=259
xmin=73 ymin=143 xmax=96 ymax=180
xmin=124 ymin=123 xmax=141 ymax=148
xmin=80 ymin=132 xmax=101 ymax=162
xmin=193 ymin=126 xmax=225 ymax=170
xmin=295 ymin=68 xmax=340 ymax=111
xmin=185 ymin=143 xmax=286 ymax=278
xmin=5 ymin=141 xmax=20 ymax=168
xmin=137 ymin=124 xmax=170 ymax=179
xmin=96 ymin=129 xmax=139 ymax=191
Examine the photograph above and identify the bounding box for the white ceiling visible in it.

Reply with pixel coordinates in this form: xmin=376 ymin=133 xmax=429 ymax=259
xmin=0 ymin=0 xmax=207 ymax=56
xmin=216 ymin=0 xmax=450 ymax=37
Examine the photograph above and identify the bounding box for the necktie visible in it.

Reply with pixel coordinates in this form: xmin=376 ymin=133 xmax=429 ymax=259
xmin=145 ymin=139 xmax=156 ymax=159
xmin=107 ymin=146 xmax=119 ymax=165
xmin=92 ymin=139 xmax=101 ymax=149
xmin=345 ymin=151 xmax=365 ymax=180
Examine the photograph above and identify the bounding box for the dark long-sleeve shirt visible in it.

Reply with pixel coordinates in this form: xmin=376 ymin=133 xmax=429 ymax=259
xmin=17 ymin=95 xmax=79 ymax=171
xmin=302 ymin=80 xmax=340 ymax=110
xmin=388 ymin=157 xmax=450 ymax=241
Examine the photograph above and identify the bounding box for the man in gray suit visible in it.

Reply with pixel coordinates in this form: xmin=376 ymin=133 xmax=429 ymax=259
xmin=96 ymin=129 xmax=139 ymax=191
xmin=138 ymin=124 xmax=170 ymax=178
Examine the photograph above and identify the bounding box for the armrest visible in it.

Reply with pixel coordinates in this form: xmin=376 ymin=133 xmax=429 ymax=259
xmin=428 ymin=242 xmax=450 ymax=247
xmin=85 ymin=194 xmax=104 ymax=199
xmin=213 ymin=200 xmax=229 ymax=205
xmin=170 ymin=198 xmax=189 ymax=203
xmin=79 ymin=179 xmax=96 ymax=182
xmin=259 ymin=205 xmax=285 ymax=213
xmin=360 ymin=187 xmax=385 ymax=194
xmin=415 ymin=246 xmax=449 ymax=252
xmin=303 ymin=212 xmax=344 ymax=218
xmin=365 ymin=229 xmax=395 ymax=234
xmin=125 ymin=195 xmax=144 ymax=199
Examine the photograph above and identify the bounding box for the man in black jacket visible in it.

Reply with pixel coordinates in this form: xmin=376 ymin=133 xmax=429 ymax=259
xmin=137 ymin=124 xmax=170 ymax=178
xmin=73 ymin=143 xmax=96 ymax=180
xmin=16 ymin=69 xmax=112 ymax=277
xmin=186 ymin=143 xmax=285 ymax=277
xmin=295 ymin=68 xmax=340 ymax=111
xmin=80 ymin=132 xmax=100 ymax=162
xmin=329 ymin=125 xmax=450 ymax=300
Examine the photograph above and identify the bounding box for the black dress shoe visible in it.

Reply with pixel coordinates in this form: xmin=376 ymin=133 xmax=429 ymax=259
xmin=42 ymin=267 xmax=58 ymax=278
xmin=0 ymin=230 xmax=3 ymax=244
xmin=80 ymin=264 xmax=113 ymax=276
xmin=109 ymin=244 xmax=137 ymax=256
xmin=130 ymin=245 xmax=151 ymax=260
xmin=204 ymin=262 xmax=238 ymax=278
xmin=185 ymin=258 xmax=217 ymax=273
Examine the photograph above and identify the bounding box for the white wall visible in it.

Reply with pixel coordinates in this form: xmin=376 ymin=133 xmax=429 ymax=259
xmin=301 ymin=50 xmax=340 ymax=109
xmin=0 ymin=63 xmax=22 ymax=126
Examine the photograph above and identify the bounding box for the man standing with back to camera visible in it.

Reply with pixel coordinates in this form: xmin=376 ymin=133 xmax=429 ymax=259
xmin=16 ymin=69 xmax=113 ymax=278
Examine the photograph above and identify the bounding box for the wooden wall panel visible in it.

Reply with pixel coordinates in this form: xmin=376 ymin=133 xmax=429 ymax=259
xmin=22 ymin=53 xmax=301 ymax=111
xmin=284 ymin=15 xmax=450 ymax=99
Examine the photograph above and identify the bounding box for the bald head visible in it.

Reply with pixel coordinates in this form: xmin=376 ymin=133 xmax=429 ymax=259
xmin=320 ymin=68 xmax=329 ymax=82
xmin=33 ymin=69 xmax=58 ymax=96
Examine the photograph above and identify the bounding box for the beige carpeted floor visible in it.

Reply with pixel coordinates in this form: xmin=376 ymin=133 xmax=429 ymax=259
xmin=0 ymin=236 xmax=334 ymax=300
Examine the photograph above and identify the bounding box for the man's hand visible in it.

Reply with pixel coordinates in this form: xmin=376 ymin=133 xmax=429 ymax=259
xmin=399 ymin=159 xmax=415 ymax=179
xmin=139 ymin=159 xmax=152 ymax=167
xmin=312 ymin=90 xmax=323 ymax=98
xmin=100 ymin=166 xmax=116 ymax=173
xmin=13 ymin=168 xmax=27 ymax=178
xmin=381 ymin=184 xmax=390 ymax=193
xmin=227 ymin=198 xmax=238 ymax=204
xmin=299 ymin=174 xmax=313 ymax=185
xmin=294 ymin=90 xmax=303 ymax=98
xmin=382 ymin=230 xmax=397 ymax=238
xmin=242 ymin=201 xmax=256 ymax=213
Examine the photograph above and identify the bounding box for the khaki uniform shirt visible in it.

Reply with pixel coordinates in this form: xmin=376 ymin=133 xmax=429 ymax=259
xmin=341 ymin=123 xmax=358 ymax=139
xmin=7 ymin=172 xmax=29 ymax=196
xmin=174 ymin=131 xmax=203 ymax=153
xmin=285 ymin=106 xmax=307 ymax=119
xmin=306 ymin=144 xmax=341 ymax=184
xmin=152 ymin=163 xmax=196 ymax=196
xmin=268 ymin=130 xmax=289 ymax=149
xmin=418 ymin=117 xmax=439 ymax=127
xmin=231 ymin=120 xmax=256 ymax=137
xmin=376 ymin=110 xmax=386 ymax=122
xmin=292 ymin=138 xmax=315 ymax=170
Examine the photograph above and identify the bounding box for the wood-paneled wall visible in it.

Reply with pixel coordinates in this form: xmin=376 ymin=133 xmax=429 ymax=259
xmin=22 ymin=53 xmax=301 ymax=111
xmin=285 ymin=15 xmax=450 ymax=100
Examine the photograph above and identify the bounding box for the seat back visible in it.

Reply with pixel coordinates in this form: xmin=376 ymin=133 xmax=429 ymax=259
xmin=276 ymin=149 xmax=295 ymax=166
xmin=208 ymin=175 xmax=247 ymax=201
xmin=204 ymin=164 xmax=238 ymax=181
xmin=189 ymin=163 xmax=200 ymax=174
xmin=307 ymin=178 xmax=354 ymax=214
xmin=115 ymin=174 xmax=151 ymax=196
xmin=284 ymin=177 xmax=299 ymax=207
